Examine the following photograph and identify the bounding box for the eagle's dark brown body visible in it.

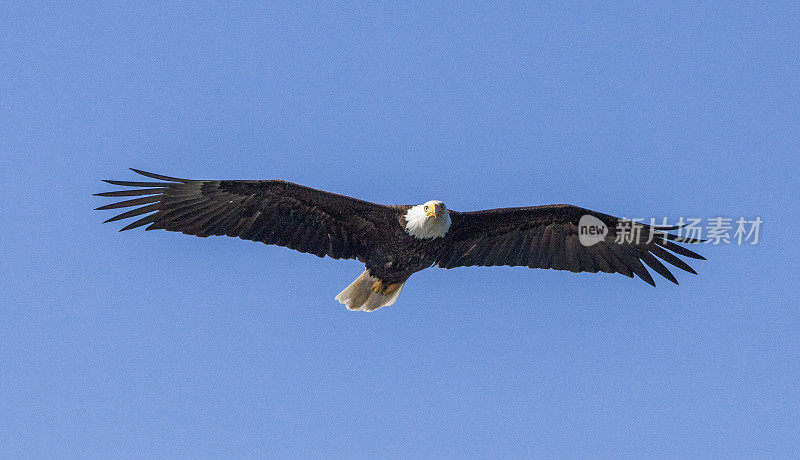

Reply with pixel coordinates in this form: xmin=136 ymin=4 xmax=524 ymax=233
xmin=362 ymin=212 xmax=445 ymax=285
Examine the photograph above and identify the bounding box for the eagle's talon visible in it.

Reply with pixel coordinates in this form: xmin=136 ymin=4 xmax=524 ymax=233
xmin=370 ymin=279 xmax=385 ymax=293
xmin=382 ymin=282 xmax=402 ymax=296
xmin=369 ymin=279 xmax=401 ymax=296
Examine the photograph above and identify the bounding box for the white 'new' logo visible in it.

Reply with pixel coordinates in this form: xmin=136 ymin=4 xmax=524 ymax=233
xmin=578 ymin=214 xmax=608 ymax=247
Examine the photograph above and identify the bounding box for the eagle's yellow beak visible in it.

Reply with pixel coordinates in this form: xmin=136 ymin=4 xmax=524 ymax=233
xmin=426 ymin=203 xmax=438 ymax=217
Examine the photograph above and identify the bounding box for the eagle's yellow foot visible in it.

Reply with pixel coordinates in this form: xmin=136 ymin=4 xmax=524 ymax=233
xmin=370 ymin=279 xmax=402 ymax=296
xmin=370 ymin=279 xmax=385 ymax=294
xmin=381 ymin=282 xmax=402 ymax=296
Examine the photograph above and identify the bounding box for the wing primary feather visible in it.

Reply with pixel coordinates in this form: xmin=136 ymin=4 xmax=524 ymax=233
xmin=651 ymin=223 xmax=708 ymax=243
xmin=653 ymin=231 xmax=705 ymax=244
xmin=639 ymin=251 xmax=678 ymax=285
xmin=651 ymin=224 xmax=682 ymax=231
xmin=142 ymin=198 xmax=206 ymax=228
xmin=602 ymin=243 xmax=634 ymax=278
xmin=632 ymin=262 xmax=656 ymax=286
xmin=145 ymin=202 xmax=213 ymax=231
xmin=659 ymin=240 xmax=706 ymax=260
xmin=119 ymin=213 xmax=160 ymax=231
xmin=617 ymin=246 xmax=656 ymax=286
xmin=104 ymin=203 xmax=161 ymax=223
xmin=650 ymin=245 xmax=698 ymax=274
xmin=94 ymin=188 xmax=167 ymax=197
xmin=159 ymin=195 xmax=207 ymax=211
xmin=95 ymin=195 xmax=162 ymax=210
xmin=129 ymin=169 xmax=188 ymax=182
xmin=102 ymin=180 xmax=166 ymax=187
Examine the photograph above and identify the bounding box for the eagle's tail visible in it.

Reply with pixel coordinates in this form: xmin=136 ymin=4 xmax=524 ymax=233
xmin=335 ymin=270 xmax=405 ymax=312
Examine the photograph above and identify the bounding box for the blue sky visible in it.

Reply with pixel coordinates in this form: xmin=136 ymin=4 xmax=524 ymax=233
xmin=2 ymin=2 xmax=799 ymax=457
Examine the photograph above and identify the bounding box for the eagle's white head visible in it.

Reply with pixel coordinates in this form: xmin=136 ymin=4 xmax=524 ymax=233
xmin=404 ymin=200 xmax=451 ymax=239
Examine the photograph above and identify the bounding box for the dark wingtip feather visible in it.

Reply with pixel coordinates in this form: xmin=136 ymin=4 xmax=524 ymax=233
xmin=102 ymin=179 xmax=165 ymax=187
xmin=649 ymin=246 xmax=698 ymax=275
xmin=614 ymin=245 xmax=656 ymax=286
xmin=640 ymin=252 xmax=679 ymax=285
xmin=638 ymin=272 xmax=657 ymax=287
xmin=652 ymin=224 xmax=681 ymax=231
xmin=661 ymin=240 xmax=706 ymax=260
xmin=659 ymin=232 xmax=707 ymax=244
xmin=94 ymin=188 xmax=165 ymax=197
xmin=94 ymin=195 xmax=161 ymax=211
xmin=102 ymin=203 xmax=160 ymax=223
xmin=681 ymin=265 xmax=698 ymax=275
xmin=649 ymin=222 xmax=708 ymax=244
xmin=130 ymin=168 xmax=186 ymax=182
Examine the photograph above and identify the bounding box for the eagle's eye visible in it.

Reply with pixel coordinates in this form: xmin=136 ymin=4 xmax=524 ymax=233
xmin=424 ymin=206 xmax=429 ymax=211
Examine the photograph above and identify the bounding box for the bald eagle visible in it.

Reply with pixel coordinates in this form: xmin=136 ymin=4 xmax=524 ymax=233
xmin=96 ymin=169 xmax=705 ymax=311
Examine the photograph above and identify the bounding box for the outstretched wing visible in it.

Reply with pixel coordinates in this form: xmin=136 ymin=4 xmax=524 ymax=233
xmin=95 ymin=169 xmax=394 ymax=260
xmin=436 ymin=204 xmax=705 ymax=286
